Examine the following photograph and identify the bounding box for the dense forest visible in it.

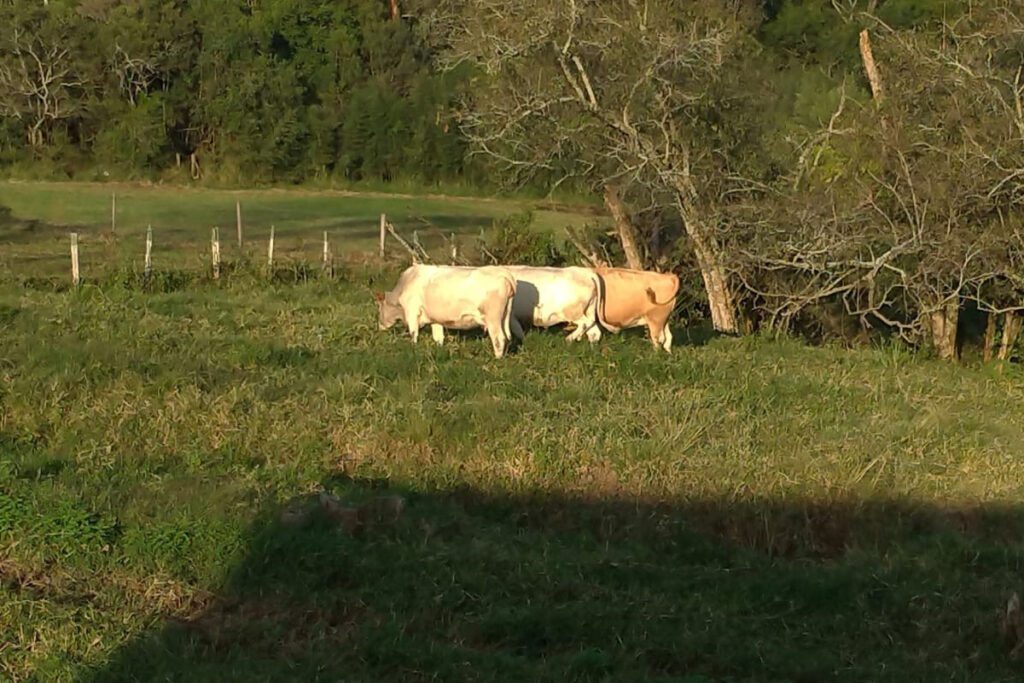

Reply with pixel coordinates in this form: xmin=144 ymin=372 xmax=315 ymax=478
xmin=1 ymin=0 xmax=1022 ymax=359
xmin=0 ymin=0 xmax=962 ymax=186
xmin=0 ymin=0 xmax=469 ymax=184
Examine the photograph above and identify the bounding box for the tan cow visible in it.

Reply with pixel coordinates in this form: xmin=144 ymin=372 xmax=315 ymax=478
xmin=594 ymin=267 xmax=680 ymax=352
xmin=374 ymin=264 xmax=517 ymax=358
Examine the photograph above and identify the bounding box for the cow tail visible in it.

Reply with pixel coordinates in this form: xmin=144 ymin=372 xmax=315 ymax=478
xmin=646 ymin=274 xmax=681 ymax=307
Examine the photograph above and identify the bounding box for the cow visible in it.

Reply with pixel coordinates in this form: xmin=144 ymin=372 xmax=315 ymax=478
xmin=503 ymin=266 xmax=603 ymax=343
xmin=594 ymin=267 xmax=680 ymax=352
xmin=374 ymin=264 xmax=517 ymax=358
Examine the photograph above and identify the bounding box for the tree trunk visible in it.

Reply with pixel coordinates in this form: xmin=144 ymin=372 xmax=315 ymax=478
xmin=927 ymin=300 xmax=960 ymax=361
xmin=603 ymin=184 xmax=643 ymax=270
xmin=983 ymin=312 xmax=998 ymax=362
xmin=999 ymin=312 xmax=1022 ymax=361
xmin=674 ymin=190 xmax=739 ymax=334
xmin=389 ymin=0 xmax=399 ymax=20
xmin=700 ymin=261 xmax=739 ymax=335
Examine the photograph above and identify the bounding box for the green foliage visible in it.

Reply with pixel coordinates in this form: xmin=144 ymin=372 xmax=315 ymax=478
xmin=478 ymin=211 xmax=565 ymax=266
xmin=761 ymin=0 xmax=965 ymax=67
xmin=877 ymin=0 xmax=967 ymax=27
xmin=0 ymin=0 xmax=469 ymax=186
xmin=761 ymin=1 xmax=862 ymax=67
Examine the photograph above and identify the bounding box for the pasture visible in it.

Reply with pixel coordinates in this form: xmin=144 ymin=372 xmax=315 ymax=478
xmin=3 ymin=184 xmax=1024 ymax=680
xmin=0 ymin=181 xmax=595 ymax=280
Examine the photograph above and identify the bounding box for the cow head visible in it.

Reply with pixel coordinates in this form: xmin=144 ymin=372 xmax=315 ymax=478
xmin=374 ymin=291 xmax=402 ymax=330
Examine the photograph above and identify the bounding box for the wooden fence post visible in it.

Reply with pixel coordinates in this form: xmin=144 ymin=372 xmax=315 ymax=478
xmin=211 ymin=227 xmax=221 ymax=280
xmin=236 ymin=200 xmax=243 ymax=250
xmin=70 ymin=232 xmax=80 ymax=287
xmin=322 ymin=230 xmax=331 ymax=274
xmin=144 ymin=225 xmax=153 ymax=279
xmin=267 ymin=225 xmax=275 ymax=272
xmin=379 ymin=213 xmax=386 ymax=258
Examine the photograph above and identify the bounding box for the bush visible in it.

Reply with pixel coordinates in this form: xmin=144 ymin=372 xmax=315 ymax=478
xmin=478 ymin=211 xmax=565 ymax=266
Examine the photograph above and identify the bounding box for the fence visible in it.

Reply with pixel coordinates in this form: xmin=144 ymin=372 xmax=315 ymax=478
xmin=58 ymin=195 xmax=457 ymax=287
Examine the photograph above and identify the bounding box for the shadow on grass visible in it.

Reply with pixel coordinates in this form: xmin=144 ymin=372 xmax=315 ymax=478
xmin=87 ymin=473 xmax=1024 ymax=682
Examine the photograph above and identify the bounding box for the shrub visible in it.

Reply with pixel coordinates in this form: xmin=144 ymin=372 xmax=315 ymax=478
xmin=478 ymin=211 xmax=565 ymax=266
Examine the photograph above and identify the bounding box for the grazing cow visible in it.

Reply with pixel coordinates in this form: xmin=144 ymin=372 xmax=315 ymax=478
xmin=504 ymin=266 xmax=603 ymax=343
xmin=374 ymin=264 xmax=516 ymax=358
xmin=594 ymin=267 xmax=680 ymax=351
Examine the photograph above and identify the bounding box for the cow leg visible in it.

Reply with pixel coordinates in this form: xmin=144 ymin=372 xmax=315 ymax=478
xmin=646 ymin=308 xmax=673 ymax=352
xmin=486 ymin=323 xmax=506 ymax=358
xmin=509 ymin=316 xmax=526 ymax=341
xmin=565 ymin=322 xmax=587 ymax=342
xmin=406 ymin=314 xmax=420 ymax=344
xmin=580 ymin=305 xmax=602 ymax=343
xmin=647 ymin=319 xmax=664 ymax=349
xmin=481 ymin=308 xmax=507 ymax=359
xmin=431 ymin=324 xmax=445 ymax=346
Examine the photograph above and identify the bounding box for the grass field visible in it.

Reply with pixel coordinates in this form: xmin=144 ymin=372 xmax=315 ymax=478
xmin=4 ymin=185 xmax=1024 ymax=680
xmin=0 ymin=181 xmax=598 ymax=280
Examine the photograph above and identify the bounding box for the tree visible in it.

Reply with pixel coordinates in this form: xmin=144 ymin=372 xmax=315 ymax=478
xmin=425 ymin=0 xmax=762 ymax=333
xmin=730 ymin=1 xmax=1024 ymax=360
xmin=0 ymin=5 xmax=89 ymax=151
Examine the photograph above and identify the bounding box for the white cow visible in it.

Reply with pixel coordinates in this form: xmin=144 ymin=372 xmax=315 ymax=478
xmin=374 ymin=264 xmax=517 ymax=358
xmin=504 ymin=265 xmax=603 ymax=343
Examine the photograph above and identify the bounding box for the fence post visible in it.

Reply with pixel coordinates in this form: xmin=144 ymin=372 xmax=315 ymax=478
xmin=322 ymin=230 xmax=331 ymax=274
xmin=144 ymin=225 xmax=153 ymax=280
xmin=236 ymin=200 xmax=243 ymax=251
xmin=70 ymin=232 xmax=80 ymax=287
xmin=267 ymin=225 xmax=275 ymax=272
xmin=379 ymin=213 xmax=386 ymax=258
xmin=211 ymin=227 xmax=221 ymax=280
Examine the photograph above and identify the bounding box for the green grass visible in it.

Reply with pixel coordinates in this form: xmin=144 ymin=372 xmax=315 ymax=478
xmin=0 ymin=181 xmax=600 ymax=280
xmin=4 ymin=182 xmax=1024 ymax=680
xmin=2 ymin=270 xmax=1024 ymax=681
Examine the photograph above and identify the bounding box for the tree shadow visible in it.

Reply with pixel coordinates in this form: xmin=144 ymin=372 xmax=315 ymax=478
xmin=87 ymin=473 xmax=1024 ymax=682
